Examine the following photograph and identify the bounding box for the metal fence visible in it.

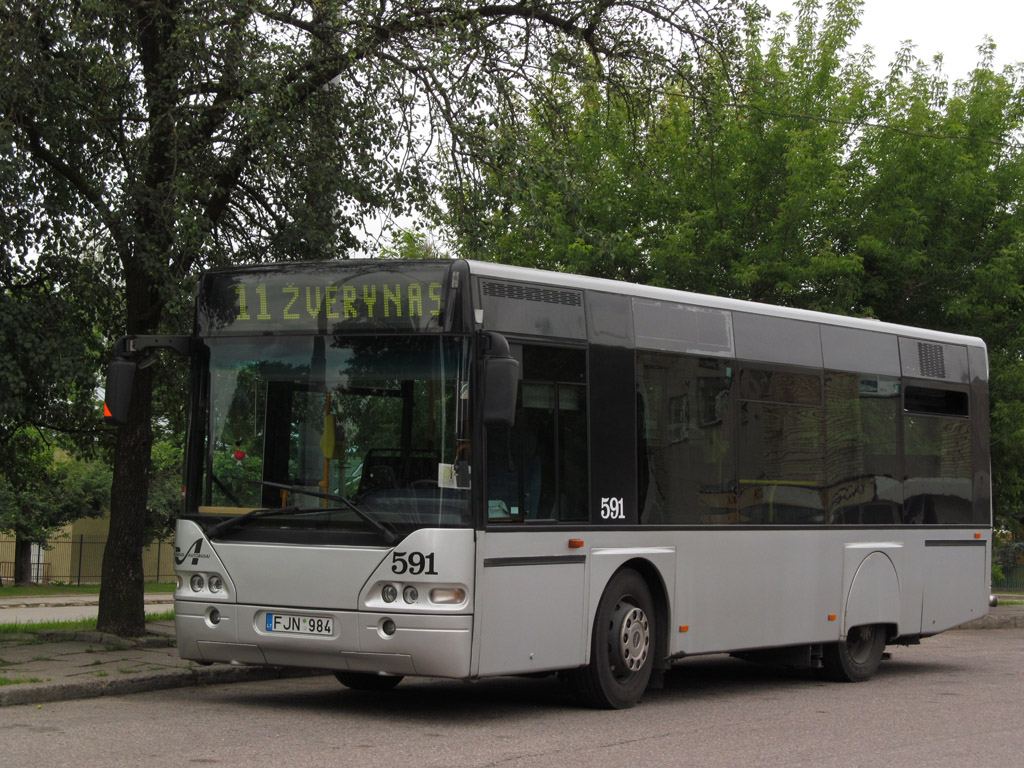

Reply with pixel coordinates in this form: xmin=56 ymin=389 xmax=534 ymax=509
xmin=0 ymin=537 xmax=176 ymax=585
xmin=994 ymin=564 xmax=1024 ymax=592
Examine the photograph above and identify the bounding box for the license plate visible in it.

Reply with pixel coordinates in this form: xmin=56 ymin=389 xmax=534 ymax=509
xmin=264 ymin=613 xmax=333 ymax=635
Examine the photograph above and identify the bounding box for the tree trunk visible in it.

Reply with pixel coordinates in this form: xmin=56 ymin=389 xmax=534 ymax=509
xmin=97 ymin=255 xmax=164 ymax=637
xmin=97 ymin=363 xmax=155 ymax=636
xmin=13 ymin=536 xmax=34 ymax=585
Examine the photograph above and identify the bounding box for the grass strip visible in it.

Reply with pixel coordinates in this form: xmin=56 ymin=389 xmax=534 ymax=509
xmin=0 ymin=583 xmax=176 ymax=598
xmin=0 ymin=610 xmax=174 ymax=635
xmin=0 ymin=675 xmax=45 ymax=686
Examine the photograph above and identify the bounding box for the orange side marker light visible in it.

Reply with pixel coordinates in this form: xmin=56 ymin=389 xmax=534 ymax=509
xmin=568 ymin=539 xmax=584 ymax=549
xmin=679 ymin=625 xmax=689 ymax=633
xmin=828 ymin=614 xmax=837 ymax=622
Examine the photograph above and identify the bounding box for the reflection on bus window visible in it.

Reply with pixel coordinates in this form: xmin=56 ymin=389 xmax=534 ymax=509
xmin=487 ymin=346 xmax=588 ymax=523
xmin=202 ymin=335 xmax=471 ymax=531
xmin=637 ymin=354 xmax=737 ymax=524
xmin=826 ymin=373 xmax=903 ymax=525
xmin=903 ymin=414 xmax=971 ymax=524
xmin=738 ymin=368 xmax=825 ymax=524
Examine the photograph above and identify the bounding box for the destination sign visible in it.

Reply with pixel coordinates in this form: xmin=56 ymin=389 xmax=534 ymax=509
xmin=198 ymin=262 xmax=452 ymax=335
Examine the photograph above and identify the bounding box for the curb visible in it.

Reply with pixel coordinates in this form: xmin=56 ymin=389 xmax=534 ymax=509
xmin=958 ymin=614 xmax=1024 ymax=629
xmin=0 ymin=598 xmax=174 ymax=610
xmin=0 ymin=664 xmax=325 ymax=708
xmin=0 ymin=629 xmax=176 ymax=647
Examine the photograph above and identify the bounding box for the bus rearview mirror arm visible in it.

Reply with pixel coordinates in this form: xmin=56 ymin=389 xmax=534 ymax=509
xmin=103 ymin=334 xmax=196 ymax=426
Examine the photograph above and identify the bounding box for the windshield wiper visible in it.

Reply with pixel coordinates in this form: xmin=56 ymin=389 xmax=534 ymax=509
xmin=249 ymin=480 xmax=399 ymax=545
xmin=205 ymin=504 xmax=348 ymax=539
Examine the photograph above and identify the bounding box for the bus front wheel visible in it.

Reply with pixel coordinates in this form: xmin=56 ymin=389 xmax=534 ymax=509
xmin=822 ymin=624 xmax=886 ymax=682
xmin=334 ymin=671 xmax=403 ymax=691
xmin=569 ymin=568 xmax=655 ymax=709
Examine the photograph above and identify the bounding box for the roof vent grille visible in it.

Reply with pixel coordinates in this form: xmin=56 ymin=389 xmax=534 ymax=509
xmin=483 ymin=281 xmax=582 ymax=307
xmin=918 ymin=342 xmax=946 ymax=379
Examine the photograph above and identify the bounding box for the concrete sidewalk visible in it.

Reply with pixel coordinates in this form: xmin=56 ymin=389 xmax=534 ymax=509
xmin=0 ymin=594 xmax=325 ymax=707
xmin=1 ymin=596 xmax=1021 ymax=708
xmin=0 ymin=618 xmax=324 ymax=707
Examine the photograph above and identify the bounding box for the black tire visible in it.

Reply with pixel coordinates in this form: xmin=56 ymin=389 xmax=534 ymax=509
xmin=821 ymin=624 xmax=886 ymax=682
xmin=568 ymin=569 xmax=655 ymax=709
xmin=334 ymin=671 xmax=403 ymax=691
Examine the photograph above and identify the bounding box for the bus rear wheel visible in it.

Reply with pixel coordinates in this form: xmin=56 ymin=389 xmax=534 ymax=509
xmin=334 ymin=671 xmax=403 ymax=691
xmin=569 ymin=568 xmax=655 ymax=709
xmin=822 ymin=624 xmax=886 ymax=682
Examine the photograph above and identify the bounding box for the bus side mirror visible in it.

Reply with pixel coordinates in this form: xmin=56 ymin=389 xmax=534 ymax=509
xmin=102 ymin=334 xmax=195 ymax=426
xmin=103 ymin=358 xmax=136 ymax=426
xmin=482 ymin=334 xmax=519 ymax=428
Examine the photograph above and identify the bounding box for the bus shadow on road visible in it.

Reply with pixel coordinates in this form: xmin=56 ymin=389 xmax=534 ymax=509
xmin=221 ymin=649 xmax=967 ymax=717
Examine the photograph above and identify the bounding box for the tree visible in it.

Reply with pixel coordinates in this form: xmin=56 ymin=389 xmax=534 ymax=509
xmin=1 ymin=0 xmax=743 ymax=634
xmin=0 ymin=429 xmax=111 ymax=584
xmin=440 ymin=0 xmax=1024 ymax=531
xmin=0 ymin=251 xmax=113 ymax=586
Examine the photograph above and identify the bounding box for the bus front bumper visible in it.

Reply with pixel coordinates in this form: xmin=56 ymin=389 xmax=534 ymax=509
xmin=174 ymin=599 xmax=473 ymax=679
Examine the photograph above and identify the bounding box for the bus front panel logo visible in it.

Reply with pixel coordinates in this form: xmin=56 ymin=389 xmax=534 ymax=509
xmin=174 ymin=539 xmax=210 ymax=566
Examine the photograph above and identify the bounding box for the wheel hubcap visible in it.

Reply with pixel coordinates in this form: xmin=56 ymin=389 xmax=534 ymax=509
xmin=609 ymin=601 xmax=650 ymax=677
xmin=846 ymin=625 xmax=876 ymax=664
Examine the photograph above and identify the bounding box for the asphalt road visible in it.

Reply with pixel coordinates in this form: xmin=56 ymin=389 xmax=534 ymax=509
xmin=2 ymin=628 xmax=1021 ymax=767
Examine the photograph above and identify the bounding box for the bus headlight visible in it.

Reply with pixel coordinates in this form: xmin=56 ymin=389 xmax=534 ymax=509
xmin=190 ymin=574 xmax=205 ymax=592
xmin=429 ymin=587 xmax=466 ymax=605
xmin=403 ymin=586 xmax=419 ymax=604
xmin=381 ymin=584 xmax=398 ymax=603
xmin=208 ymin=574 xmax=224 ymax=594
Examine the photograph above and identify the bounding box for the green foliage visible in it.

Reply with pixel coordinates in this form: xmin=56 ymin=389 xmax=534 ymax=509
xmin=208 ymin=448 xmax=265 ymax=509
xmin=145 ymin=437 xmax=185 ymax=540
xmin=381 ymin=231 xmax=446 ymax=260
xmin=0 ymin=429 xmax=111 ymax=542
xmin=441 ymin=0 xmax=1024 ymax=529
xmin=0 ymin=258 xmax=112 ymax=457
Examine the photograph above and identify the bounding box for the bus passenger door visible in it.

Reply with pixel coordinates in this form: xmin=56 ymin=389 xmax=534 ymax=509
xmin=474 ymin=344 xmax=590 ymax=676
xmin=474 ymin=533 xmax=587 ymax=677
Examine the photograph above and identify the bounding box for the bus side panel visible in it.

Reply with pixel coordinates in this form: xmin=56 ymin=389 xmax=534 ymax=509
xmin=474 ymin=531 xmax=587 ymax=676
xmin=921 ymin=538 xmax=990 ymax=634
xmin=671 ymin=530 xmax=843 ymax=656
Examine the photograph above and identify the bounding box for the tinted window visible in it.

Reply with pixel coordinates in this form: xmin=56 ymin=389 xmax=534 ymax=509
xmin=904 ymin=414 xmax=972 ymax=523
xmin=825 ymin=373 xmax=902 ymax=524
xmin=904 ymin=386 xmax=969 ymax=416
xmin=637 ymin=354 xmax=737 ymax=524
xmin=738 ymin=368 xmax=824 ymax=524
xmin=487 ymin=347 xmax=588 ymax=523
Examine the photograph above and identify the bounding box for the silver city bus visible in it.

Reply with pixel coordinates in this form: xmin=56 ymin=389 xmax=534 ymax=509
xmin=105 ymin=259 xmax=991 ymax=708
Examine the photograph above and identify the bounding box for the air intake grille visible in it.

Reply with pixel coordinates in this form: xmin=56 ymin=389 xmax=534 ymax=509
xmin=483 ymin=281 xmax=582 ymax=307
xmin=917 ymin=342 xmax=947 ymax=379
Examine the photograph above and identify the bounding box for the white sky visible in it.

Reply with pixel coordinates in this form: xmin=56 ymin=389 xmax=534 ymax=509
xmin=759 ymin=0 xmax=1024 ymax=80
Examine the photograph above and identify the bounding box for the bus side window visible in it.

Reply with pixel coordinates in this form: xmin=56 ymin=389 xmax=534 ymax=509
xmin=486 ymin=346 xmax=587 ymax=523
xmin=636 ymin=354 xmax=737 ymax=525
xmin=738 ymin=368 xmax=825 ymax=525
xmin=903 ymin=385 xmax=971 ymax=524
xmin=825 ymin=372 xmax=902 ymax=525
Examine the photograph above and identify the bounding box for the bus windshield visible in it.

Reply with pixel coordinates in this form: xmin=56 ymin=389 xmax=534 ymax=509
xmin=198 ymin=334 xmax=471 ymax=536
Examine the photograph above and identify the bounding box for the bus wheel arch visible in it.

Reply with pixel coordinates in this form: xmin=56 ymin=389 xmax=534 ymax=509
xmin=569 ymin=564 xmax=664 ymax=709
